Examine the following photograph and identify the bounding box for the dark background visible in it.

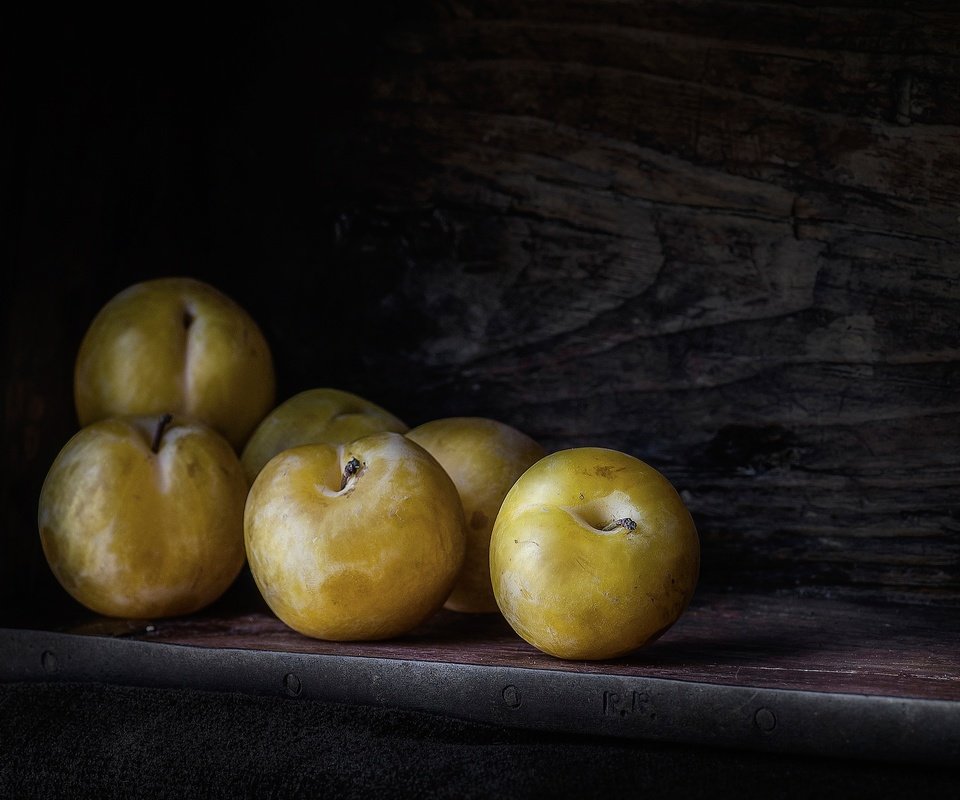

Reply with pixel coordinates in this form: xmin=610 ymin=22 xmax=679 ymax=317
xmin=4 ymin=0 xmax=958 ymax=615
xmin=2 ymin=2 xmax=959 ymax=795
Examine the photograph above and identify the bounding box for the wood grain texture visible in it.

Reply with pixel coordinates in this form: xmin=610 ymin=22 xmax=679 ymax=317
xmin=321 ymin=0 xmax=960 ymax=603
xmin=51 ymin=587 xmax=960 ymax=702
xmin=2 ymin=2 xmax=958 ymax=614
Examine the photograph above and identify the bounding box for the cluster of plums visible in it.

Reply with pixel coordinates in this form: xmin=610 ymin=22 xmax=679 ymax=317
xmin=38 ymin=278 xmax=699 ymax=660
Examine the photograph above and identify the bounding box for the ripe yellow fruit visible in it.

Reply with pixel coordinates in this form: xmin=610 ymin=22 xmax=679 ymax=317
xmin=38 ymin=415 xmax=248 ymax=618
xmin=490 ymin=447 xmax=700 ymax=660
xmin=75 ymin=277 xmax=275 ymax=449
xmin=244 ymin=431 xmax=466 ymax=640
xmin=240 ymin=388 xmax=407 ymax=484
xmin=406 ymin=417 xmax=544 ymax=613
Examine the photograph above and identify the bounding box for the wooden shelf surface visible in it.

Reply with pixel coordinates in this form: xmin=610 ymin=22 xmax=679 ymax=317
xmin=4 ymin=587 xmax=958 ymax=766
xmin=47 ymin=588 xmax=959 ymax=702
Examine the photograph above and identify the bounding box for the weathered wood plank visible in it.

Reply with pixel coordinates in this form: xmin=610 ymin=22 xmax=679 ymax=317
xmin=47 ymin=587 xmax=960 ymax=702
xmin=2 ymin=1 xmax=958 ymax=614
xmin=321 ymin=2 xmax=960 ymax=602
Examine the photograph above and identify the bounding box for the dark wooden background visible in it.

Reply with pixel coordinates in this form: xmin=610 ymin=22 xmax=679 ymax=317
xmin=3 ymin=1 xmax=958 ymax=619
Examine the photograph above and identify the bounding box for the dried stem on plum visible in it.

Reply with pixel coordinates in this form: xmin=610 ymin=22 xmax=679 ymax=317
xmin=151 ymin=414 xmax=174 ymax=454
xmin=340 ymin=457 xmax=363 ymax=490
xmin=602 ymin=517 xmax=637 ymax=532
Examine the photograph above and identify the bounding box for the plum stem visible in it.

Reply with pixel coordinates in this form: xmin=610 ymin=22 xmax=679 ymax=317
xmin=603 ymin=517 xmax=637 ymax=532
xmin=340 ymin=457 xmax=363 ymax=490
xmin=151 ymin=414 xmax=174 ymax=454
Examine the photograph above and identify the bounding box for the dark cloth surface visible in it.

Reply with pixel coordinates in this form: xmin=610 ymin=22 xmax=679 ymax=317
xmin=1 ymin=681 xmax=957 ymax=799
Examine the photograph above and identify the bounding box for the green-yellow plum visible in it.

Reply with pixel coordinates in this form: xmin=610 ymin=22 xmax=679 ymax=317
xmin=244 ymin=431 xmax=465 ymax=640
xmin=240 ymin=388 xmax=407 ymax=484
xmin=406 ymin=417 xmax=544 ymax=613
xmin=75 ymin=277 xmax=275 ymax=450
xmin=490 ymin=447 xmax=699 ymax=660
xmin=38 ymin=414 xmax=248 ymax=619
